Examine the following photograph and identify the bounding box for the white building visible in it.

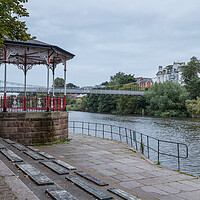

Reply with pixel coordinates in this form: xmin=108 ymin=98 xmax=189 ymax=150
xmin=156 ymin=62 xmax=185 ymax=85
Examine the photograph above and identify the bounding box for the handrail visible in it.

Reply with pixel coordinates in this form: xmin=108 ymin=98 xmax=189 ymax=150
xmin=68 ymin=121 xmax=188 ymax=171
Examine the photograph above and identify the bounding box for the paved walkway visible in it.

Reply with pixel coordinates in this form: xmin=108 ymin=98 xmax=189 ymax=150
xmin=38 ymin=133 xmax=200 ymax=200
xmin=0 ymin=159 xmax=39 ymax=200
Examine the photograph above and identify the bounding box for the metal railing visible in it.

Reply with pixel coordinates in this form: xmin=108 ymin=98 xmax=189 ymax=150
xmin=0 ymin=96 xmax=65 ymax=112
xmin=69 ymin=121 xmax=188 ymax=171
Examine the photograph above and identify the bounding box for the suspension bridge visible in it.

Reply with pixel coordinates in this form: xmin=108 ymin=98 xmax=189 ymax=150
xmin=0 ymin=81 xmax=145 ymax=96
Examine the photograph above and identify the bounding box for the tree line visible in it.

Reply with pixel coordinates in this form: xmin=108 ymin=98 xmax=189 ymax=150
xmin=71 ymin=57 xmax=200 ymax=117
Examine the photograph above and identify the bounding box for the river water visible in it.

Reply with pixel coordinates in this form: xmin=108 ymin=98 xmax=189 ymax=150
xmin=69 ymin=111 xmax=200 ymax=175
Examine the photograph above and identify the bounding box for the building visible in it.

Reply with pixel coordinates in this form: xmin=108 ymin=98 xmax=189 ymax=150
xmin=136 ymin=77 xmax=154 ymax=89
xmin=156 ymin=62 xmax=185 ymax=84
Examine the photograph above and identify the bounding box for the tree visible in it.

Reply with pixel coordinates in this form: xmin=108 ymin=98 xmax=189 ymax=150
xmin=0 ymin=0 xmax=35 ymax=46
xmin=54 ymin=77 xmax=65 ymax=88
xmin=145 ymin=81 xmax=188 ymax=117
xmin=181 ymin=57 xmax=200 ymax=99
xmin=181 ymin=57 xmax=200 ymax=85
xmin=109 ymin=72 xmax=136 ymax=88
xmin=186 ymin=97 xmax=200 ymax=117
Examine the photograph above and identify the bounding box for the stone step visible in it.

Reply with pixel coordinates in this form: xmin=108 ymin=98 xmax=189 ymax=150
xmin=4 ymin=139 xmax=15 ymax=144
xmin=0 ymin=143 xmax=6 ymax=149
xmin=38 ymin=151 xmax=55 ymax=159
xmin=26 ymin=146 xmax=40 ymax=152
xmin=46 ymin=188 xmax=77 ymax=200
xmin=53 ymin=160 xmax=76 ymax=170
xmin=66 ymin=175 xmax=113 ymax=200
xmin=107 ymin=188 xmax=141 ymax=200
xmin=75 ymin=171 xmax=108 ymax=186
xmin=24 ymin=150 xmax=44 ymax=160
xmin=16 ymin=162 xmax=54 ymax=185
xmin=12 ymin=143 xmax=28 ymax=151
xmin=40 ymin=161 xmax=69 ymax=175
xmin=0 ymin=149 xmax=23 ymax=162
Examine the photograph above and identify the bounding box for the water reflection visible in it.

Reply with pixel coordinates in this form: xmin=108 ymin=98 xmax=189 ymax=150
xmin=69 ymin=111 xmax=200 ymax=175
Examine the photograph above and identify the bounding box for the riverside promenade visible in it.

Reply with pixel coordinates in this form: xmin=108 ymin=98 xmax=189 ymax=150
xmin=1 ymin=133 xmax=200 ymax=200
xmin=39 ymin=133 xmax=200 ymax=200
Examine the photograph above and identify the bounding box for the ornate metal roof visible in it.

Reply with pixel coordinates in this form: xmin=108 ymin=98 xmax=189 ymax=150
xmin=0 ymin=39 xmax=75 ymax=67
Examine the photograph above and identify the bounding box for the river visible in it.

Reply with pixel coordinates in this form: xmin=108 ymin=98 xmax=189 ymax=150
xmin=69 ymin=111 xmax=200 ymax=176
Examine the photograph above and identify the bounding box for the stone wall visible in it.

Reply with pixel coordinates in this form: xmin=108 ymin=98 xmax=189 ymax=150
xmin=0 ymin=112 xmax=68 ymax=145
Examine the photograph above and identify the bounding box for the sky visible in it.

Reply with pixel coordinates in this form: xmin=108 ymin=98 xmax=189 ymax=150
xmin=2 ymin=0 xmax=200 ymax=87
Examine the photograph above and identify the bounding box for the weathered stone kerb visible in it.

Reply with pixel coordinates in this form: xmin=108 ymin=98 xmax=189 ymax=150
xmin=0 ymin=112 xmax=68 ymax=145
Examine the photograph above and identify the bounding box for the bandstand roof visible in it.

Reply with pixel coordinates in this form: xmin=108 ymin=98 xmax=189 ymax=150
xmin=0 ymin=39 xmax=75 ymax=66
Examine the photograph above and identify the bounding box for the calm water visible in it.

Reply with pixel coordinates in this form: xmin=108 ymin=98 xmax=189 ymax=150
xmin=69 ymin=111 xmax=200 ymax=175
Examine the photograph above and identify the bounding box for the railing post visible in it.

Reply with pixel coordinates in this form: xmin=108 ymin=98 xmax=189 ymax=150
xmin=147 ymin=136 xmax=150 ymax=158
xmin=111 ymin=125 xmax=113 ymax=140
xmin=125 ymin=128 xmax=128 ymax=144
xmin=135 ymin=131 xmax=138 ymax=150
xmin=130 ymin=130 xmax=133 ymax=147
xmin=119 ymin=127 xmax=122 ymax=141
xmin=177 ymin=143 xmax=180 ymax=171
xmin=140 ymin=133 xmax=144 ymax=154
xmin=102 ymin=124 xmax=104 ymax=138
xmin=73 ymin=121 xmax=75 ymax=133
xmin=158 ymin=140 xmax=160 ymax=164
xmin=95 ymin=123 xmax=97 ymax=137
xmin=88 ymin=122 xmax=90 ymax=135
xmin=82 ymin=122 xmax=84 ymax=134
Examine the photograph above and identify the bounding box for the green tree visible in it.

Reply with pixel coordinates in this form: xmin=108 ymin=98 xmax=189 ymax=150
xmin=54 ymin=77 xmax=65 ymax=88
xmin=86 ymin=94 xmax=99 ymax=112
xmin=181 ymin=57 xmax=200 ymax=85
xmin=186 ymin=97 xmax=200 ymax=117
xmin=98 ymin=95 xmax=118 ymax=113
xmin=181 ymin=57 xmax=200 ymax=99
xmin=145 ymin=81 xmax=188 ymax=117
xmin=109 ymin=72 xmax=136 ymax=88
xmin=0 ymin=0 xmax=35 ymax=46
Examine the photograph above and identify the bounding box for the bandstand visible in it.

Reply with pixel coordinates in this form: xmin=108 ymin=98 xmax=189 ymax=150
xmin=0 ymin=39 xmax=75 ymax=112
xmin=0 ymin=39 xmax=75 ymax=145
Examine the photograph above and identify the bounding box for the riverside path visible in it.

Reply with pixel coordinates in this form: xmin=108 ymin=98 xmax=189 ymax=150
xmin=1 ymin=133 xmax=200 ymax=200
xmin=37 ymin=133 xmax=200 ymax=200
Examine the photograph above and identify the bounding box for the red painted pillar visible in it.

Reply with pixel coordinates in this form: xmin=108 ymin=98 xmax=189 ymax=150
xmin=64 ymin=59 xmax=67 ymax=111
xmin=3 ymin=46 xmax=7 ymax=112
xmin=47 ymin=51 xmax=50 ymax=112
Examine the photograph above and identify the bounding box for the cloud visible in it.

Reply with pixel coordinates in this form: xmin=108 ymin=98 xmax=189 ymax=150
xmin=4 ymin=0 xmax=200 ymax=87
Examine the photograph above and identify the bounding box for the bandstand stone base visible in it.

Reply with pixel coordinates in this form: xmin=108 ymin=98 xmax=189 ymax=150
xmin=0 ymin=112 xmax=68 ymax=145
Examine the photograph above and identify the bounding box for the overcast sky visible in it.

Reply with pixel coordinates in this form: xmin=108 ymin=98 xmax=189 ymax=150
xmin=2 ymin=0 xmax=200 ymax=87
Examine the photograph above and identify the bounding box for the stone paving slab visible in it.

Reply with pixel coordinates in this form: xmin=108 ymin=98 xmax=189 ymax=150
xmin=26 ymin=146 xmax=40 ymax=152
xmin=0 ymin=149 xmax=23 ymax=162
xmin=53 ymin=159 xmax=76 ymax=170
xmin=75 ymin=170 xmax=109 ymax=186
xmin=0 ymin=143 xmax=6 ymax=149
xmin=66 ymin=175 xmax=113 ymax=200
xmin=4 ymin=139 xmax=15 ymax=144
xmin=16 ymin=162 xmax=54 ymax=185
xmin=40 ymin=161 xmax=69 ymax=175
xmin=0 ymin=160 xmax=39 ymax=200
xmin=12 ymin=143 xmax=28 ymax=151
xmin=38 ymin=151 xmax=55 ymax=159
xmin=24 ymin=150 xmax=44 ymax=160
xmin=46 ymin=188 xmax=77 ymax=200
xmin=108 ymin=188 xmax=141 ymax=200
xmin=38 ymin=133 xmax=200 ymax=200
